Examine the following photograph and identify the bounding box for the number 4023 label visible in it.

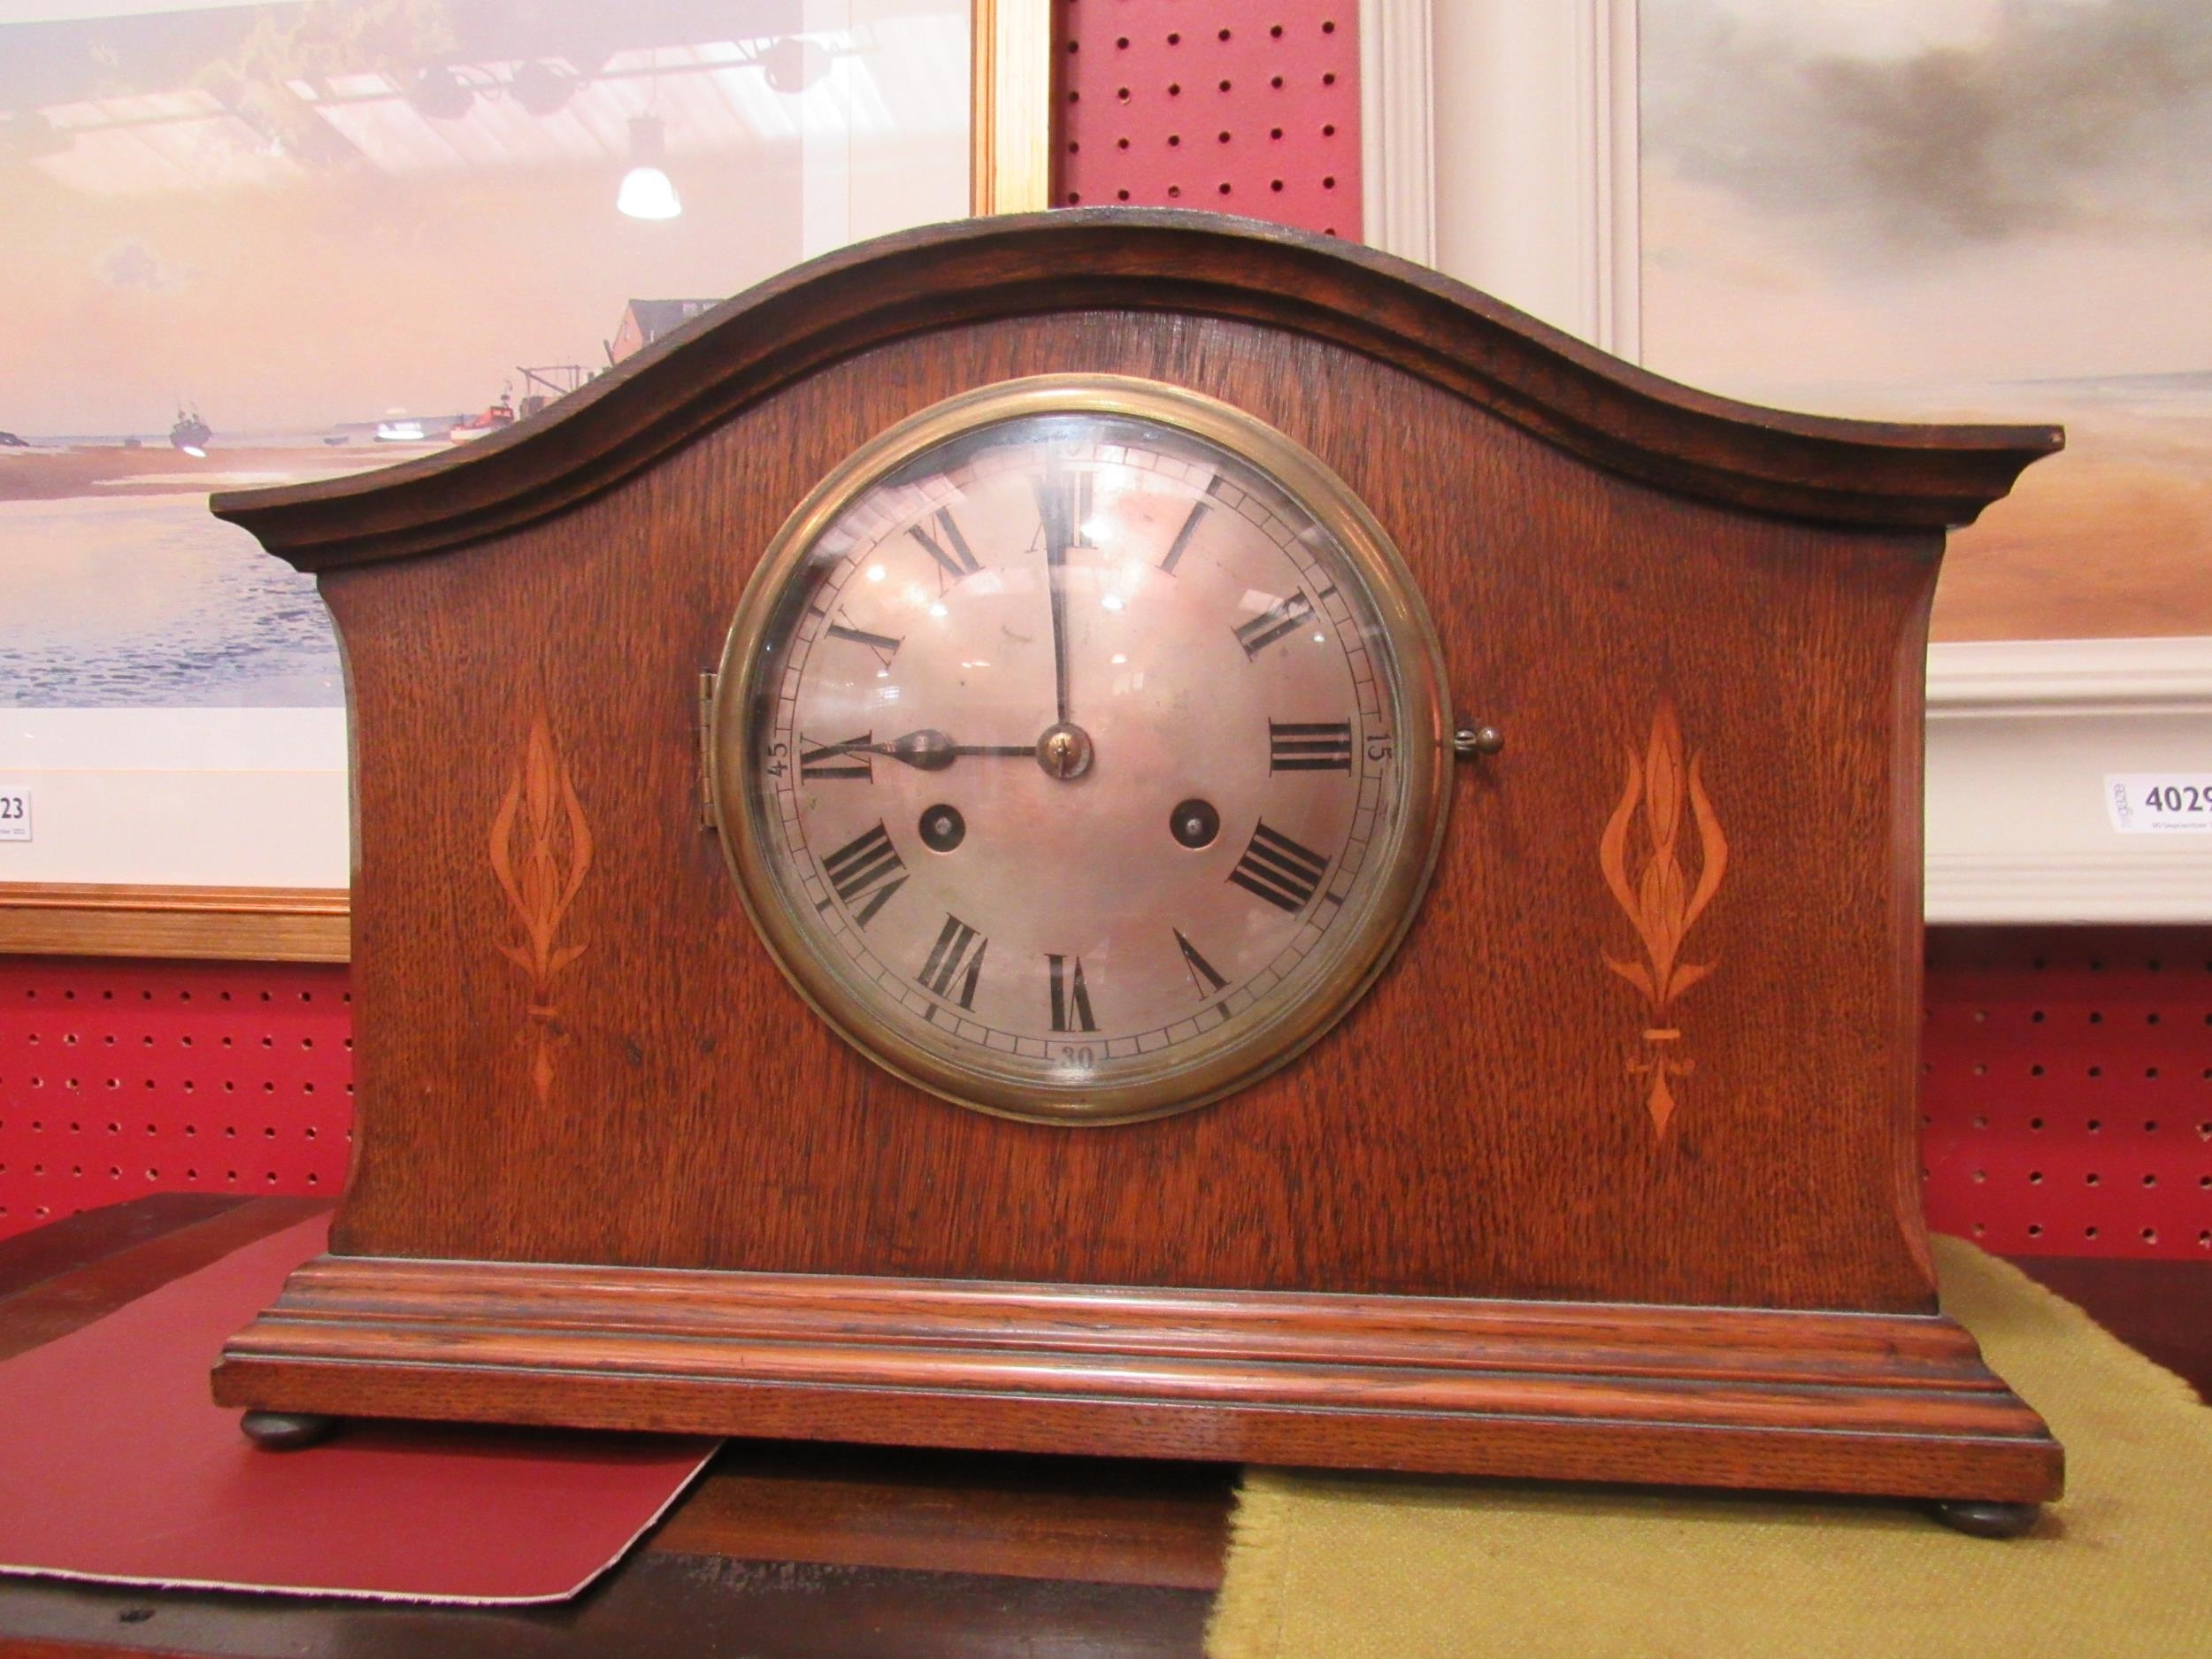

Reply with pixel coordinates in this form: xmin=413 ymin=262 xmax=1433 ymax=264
xmin=0 ymin=787 xmax=27 ymax=842
xmin=2107 ymin=774 xmax=2212 ymax=834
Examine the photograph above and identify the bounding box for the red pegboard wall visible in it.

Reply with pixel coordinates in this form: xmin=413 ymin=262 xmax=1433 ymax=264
xmin=1922 ymin=927 xmax=2212 ymax=1259
xmin=0 ymin=957 xmax=353 ymax=1241
xmin=1058 ymin=0 xmax=1361 ymax=238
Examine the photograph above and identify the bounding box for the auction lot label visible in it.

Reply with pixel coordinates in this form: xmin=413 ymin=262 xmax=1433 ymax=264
xmin=2107 ymin=775 xmax=2212 ymax=834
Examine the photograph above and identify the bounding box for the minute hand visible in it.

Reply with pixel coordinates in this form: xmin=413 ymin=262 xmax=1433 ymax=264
xmin=1038 ymin=472 xmax=1074 ymax=725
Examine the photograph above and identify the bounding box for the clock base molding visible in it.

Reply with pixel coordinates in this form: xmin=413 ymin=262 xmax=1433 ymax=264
xmin=214 ymin=1256 xmax=2062 ymax=1505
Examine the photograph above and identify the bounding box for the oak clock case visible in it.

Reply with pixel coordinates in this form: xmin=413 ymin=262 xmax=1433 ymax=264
xmin=712 ymin=376 xmax=1451 ymax=1125
xmin=205 ymin=210 xmax=2066 ymax=1529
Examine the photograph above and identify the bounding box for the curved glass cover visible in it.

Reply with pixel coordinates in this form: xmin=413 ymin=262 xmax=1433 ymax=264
xmin=716 ymin=377 xmax=1448 ymax=1123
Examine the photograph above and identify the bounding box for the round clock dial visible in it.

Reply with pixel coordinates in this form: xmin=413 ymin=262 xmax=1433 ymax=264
xmin=713 ymin=376 xmax=1449 ymax=1123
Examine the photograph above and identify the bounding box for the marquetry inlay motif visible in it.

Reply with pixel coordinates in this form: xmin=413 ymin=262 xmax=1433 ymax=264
xmin=1599 ymin=703 xmax=1728 ymax=1136
xmin=488 ymin=718 xmax=594 ymax=1100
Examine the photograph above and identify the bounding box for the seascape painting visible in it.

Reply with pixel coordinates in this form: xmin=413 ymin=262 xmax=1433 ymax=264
xmin=1640 ymin=0 xmax=2212 ymax=641
xmin=3 ymin=492 xmax=339 ymax=705
xmin=0 ymin=0 xmax=969 ymax=706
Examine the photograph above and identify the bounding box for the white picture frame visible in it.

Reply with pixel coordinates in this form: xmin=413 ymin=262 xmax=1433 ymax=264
xmin=1364 ymin=0 xmax=2212 ymax=922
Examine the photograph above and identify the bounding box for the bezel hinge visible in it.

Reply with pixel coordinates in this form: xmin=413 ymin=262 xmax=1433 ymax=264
xmin=696 ymin=671 xmax=719 ymax=833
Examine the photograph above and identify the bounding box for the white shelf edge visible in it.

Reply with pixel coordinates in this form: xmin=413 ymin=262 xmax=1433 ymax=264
xmin=1927 ymin=635 xmax=2212 ymax=719
xmin=1925 ymin=852 xmax=2212 ymax=925
xmin=1924 ymin=637 xmax=2212 ymax=926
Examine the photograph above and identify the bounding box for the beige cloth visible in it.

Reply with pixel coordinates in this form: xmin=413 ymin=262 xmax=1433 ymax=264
xmin=1209 ymin=1239 xmax=2212 ymax=1659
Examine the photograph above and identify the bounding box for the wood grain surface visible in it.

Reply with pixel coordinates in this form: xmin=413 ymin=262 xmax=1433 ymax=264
xmin=0 ymin=1194 xmax=249 ymax=1302
xmin=0 ymin=1197 xmax=322 ymax=1363
xmin=301 ymin=312 xmax=1956 ymax=1310
xmin=202 ymin=211 xmax=2062 ymax=1498
xmin=0 ymin=1558 xmax=1215 ymax=1659
xmin=644 ymin=1440 xmax=1231 ymax=1589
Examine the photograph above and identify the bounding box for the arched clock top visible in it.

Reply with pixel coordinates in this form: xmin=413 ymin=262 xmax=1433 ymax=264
xmin=211 ymin=209 xmax=2061 ymax=571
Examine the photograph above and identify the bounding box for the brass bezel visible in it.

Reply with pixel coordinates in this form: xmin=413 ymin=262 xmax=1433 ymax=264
xmin=711 ymin=374 xmax=1452 ymax=1125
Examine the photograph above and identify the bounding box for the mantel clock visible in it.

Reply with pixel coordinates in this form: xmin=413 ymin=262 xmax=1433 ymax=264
xmin=210 ymin=211 xmax=2065 ymax=1534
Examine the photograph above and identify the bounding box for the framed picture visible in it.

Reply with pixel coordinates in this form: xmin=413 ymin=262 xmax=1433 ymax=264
xmin=0 ymin=0 xmax=1048 ymax=959
xmin=1383 ymin=0 xmax=2212 ymax=924
xmin=1398 ymin=0 xmax=2211 ymax=645
xmin=1639 ymin=0 xmax=2212 ymax=647
xmin=1636 ymin=0 xmax=2212 ymax=922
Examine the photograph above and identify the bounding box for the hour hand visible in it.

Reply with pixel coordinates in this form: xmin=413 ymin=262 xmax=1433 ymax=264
xmin=813 ymin=730 xmax=1033 ymax=771
xmin=887 ymin=729 xmax=963 ymax=771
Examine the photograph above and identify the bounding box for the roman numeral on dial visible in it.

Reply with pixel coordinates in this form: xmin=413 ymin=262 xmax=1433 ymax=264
xmin=1269 ymin=720 xmax=1353 ymax=772
xmin=1033 ymin=469 xmax=1098 ymax=549
xmin=1234 ymin=590 xmax=1315 ymax=659
xmin=1228 ymin=822 xmax=1331 ymax=914
xmin=1172 ymin=928 xmax=1229 ymax=1001
xmin=826 ymin=617 xmax=902 ymax=668
xmin=800 ymin=731 xmax=872 ymax=781
xmin=819 ymin=822 xmax=907 ymax=927
xmin=1159 ymin=499 xmax=1210 ymax=575
xmin=909 ymin=508 xmax=981 ymax=586
xmin=918 ymin=913 xmax=988 ymax=1009
xmin=1047 ymin=953 xmax=1097 ymax=1033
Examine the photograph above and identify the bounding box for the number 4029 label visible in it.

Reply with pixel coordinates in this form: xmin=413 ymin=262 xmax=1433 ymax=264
xmin=2107 ymin=774 xmax=2212 ymax=834
xmin=0 ymin=787 xmax=27 ymax=842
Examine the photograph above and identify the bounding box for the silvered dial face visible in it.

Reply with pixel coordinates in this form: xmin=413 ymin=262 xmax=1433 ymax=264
xmin=718 ymin=379 xmax=1446 ymax=1123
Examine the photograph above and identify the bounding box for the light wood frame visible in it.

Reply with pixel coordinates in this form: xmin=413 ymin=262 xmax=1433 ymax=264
xmin=971 ymin=0 xmax=1053 ymax=216
xmin=0 ymin=883 xmax=349 ymax=964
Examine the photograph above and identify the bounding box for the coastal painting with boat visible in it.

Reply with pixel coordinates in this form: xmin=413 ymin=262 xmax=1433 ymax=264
xmin=1 ymin=382 xmax=539 ymax=707
xmin=2 ymin=0 xmax=969 ymax=708
xmin=1641 ymin=0 xmax=2212 ymax=641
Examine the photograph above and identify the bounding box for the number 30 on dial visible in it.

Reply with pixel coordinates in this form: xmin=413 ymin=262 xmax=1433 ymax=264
xmin=713 ymin=375 xmax=1451 ymax=1124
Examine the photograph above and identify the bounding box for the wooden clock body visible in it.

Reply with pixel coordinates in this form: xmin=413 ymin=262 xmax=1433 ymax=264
xmin=211 ymin=211 xmax=2064 ymax=1509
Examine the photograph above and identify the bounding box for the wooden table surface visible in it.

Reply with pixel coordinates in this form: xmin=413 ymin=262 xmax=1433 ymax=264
xmin=0 ymin=1196 xmax=2205 ymax=1659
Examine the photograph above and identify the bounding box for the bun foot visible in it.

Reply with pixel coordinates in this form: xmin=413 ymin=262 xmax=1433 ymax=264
xmin=241 ymin=1409 xmax=339 ymax=1451
xmin=1931 ymin=1499 xmax=2041 ymax=1539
